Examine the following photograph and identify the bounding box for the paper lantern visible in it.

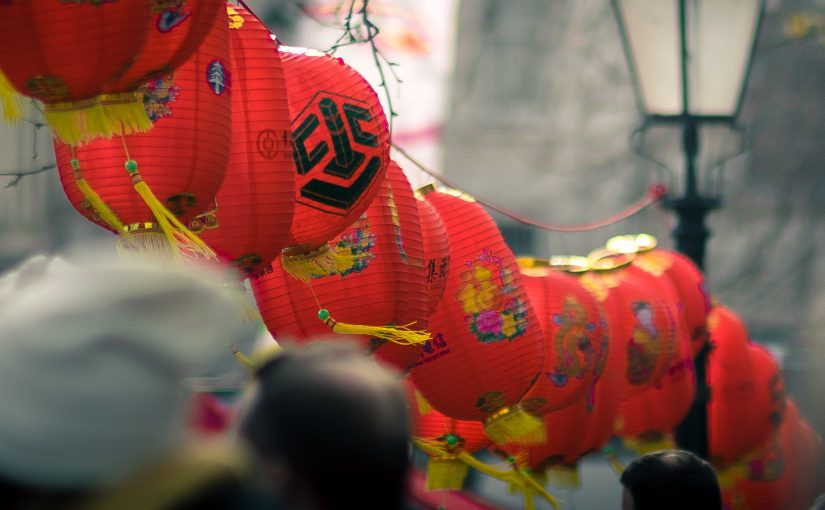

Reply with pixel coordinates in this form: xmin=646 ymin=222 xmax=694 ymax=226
xmin=191 ymin=4 xmax=294 ymax=276
xmin=516 ymin=259 xmax=609 ymax=416
xmin=410 ymin=188 xmax=545 ymax=444
xmin=580 ymin=252 xmax=680 ymax=398
xmin=582 ymin=252 xmax=693 ymax=450
xmin=707 ymin=305 xmax=765 ymax=467
xmin=252 ymin=166 xmax=427 ymax=372
xmin=408 ymin=383 xmax=490 ymax=491
xmin=56 ymin=8 xmax=231 ymax=261
xmin=417 ymin=187 xmax=450 ymax=315
xmin=607 ymin=234 xmax=711 ymax=356
xmin=721 ymin=400 xmax=821 ymax=510
xmin=278 ymin=46 xmax=389 ymax=280
xmin=0 ymin=0 xmax=224 ymax=145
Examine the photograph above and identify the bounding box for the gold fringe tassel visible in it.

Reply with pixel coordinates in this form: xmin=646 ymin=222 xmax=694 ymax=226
xmin=547 ymin=464 xmax=580 ymax=489
xmin=280 ymin=243 xmax=374 ymax=282
xmin=603 ymin=446 xmax=625 ymax=476
xmin=0 ymin=69 xmax=23 ymax=122
xmin=415 ymin=389 xmax=433 ymax=416
xmin=45 ymin=93 xmax=153 ymax=146
xmin=715 ymin=461 xmax=748 ymax=490
xmin=230 ymin=342 xmax=283 ymax=372
xmin=317 ymin=309 xmax=431 ymax=346
xmin=622 ymin=434 xmax=675 ymax=456
xmin=127 ymin=164 xmax=215 ymax=263
xmin=413 ymin=439 xmax=560 ymax=510
xmin=484 ymin=406 xmax=546 ymax=445
xmin=116 ymin=230 xmax=179 ymax=265
xmin=426 ymin=456 xmax=468 ymax=491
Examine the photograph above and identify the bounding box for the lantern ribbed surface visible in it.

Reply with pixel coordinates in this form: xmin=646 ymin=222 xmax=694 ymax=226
xmin=410 ymin=189 xmax=544 ymax=422
xmin=633 ymin=249 xmax=711 ymax=357
xmin=517 ymin=265 xmax=609 ymax=416
xmin=417 ymin=196 xmax=450 ymax=314
xmin=56 ymin=8 xmax=231 ymax=229
xmin=280 ymin=46 xmax=389 ymax=252
xmin=0 ymin=0 xmax=224 ymax=144
xmin=722 ymin=400 xmax=823 ymax=510
xmin=707 ymin=305 xmax=761 ymax=467
xmin=602 ymin=265 xmax=694 ymax=443
xmin=196 ymin=4 xmax=294 ymax=276
xmin=251 ymin=169 xmax=426 ymax=372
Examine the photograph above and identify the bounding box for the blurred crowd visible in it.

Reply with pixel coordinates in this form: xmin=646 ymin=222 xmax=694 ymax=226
xmin=0 ymin=254 xmax=410 ymax=510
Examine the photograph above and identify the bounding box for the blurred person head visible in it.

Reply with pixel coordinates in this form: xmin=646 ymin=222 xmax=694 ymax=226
xmin=239 ymin=342 xmax=410 ymax=510
xmin=620 ymin=449 xmax=722 ymax=510
xmin=0 ymin=254 xmax=260 ymax=509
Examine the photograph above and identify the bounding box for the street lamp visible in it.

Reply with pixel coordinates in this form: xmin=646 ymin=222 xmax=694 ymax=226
xmin=612 ymin=0 xmax=764 ymax=459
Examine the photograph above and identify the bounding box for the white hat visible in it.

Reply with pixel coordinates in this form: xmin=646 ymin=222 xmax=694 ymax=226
xmin=0 ymin=256 xmax=257 ymax=489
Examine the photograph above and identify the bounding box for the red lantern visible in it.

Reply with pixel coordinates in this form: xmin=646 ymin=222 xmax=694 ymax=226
xmin=607 ymin=234 xmax=711 ymax=356
xmin=277 ymin=46 xmax=389 ymax=280
xmin=707 ymin=305 xmax=765 ymax=467
xmin=410 ymin=188 xmax=545 ymax=444
xmin=192 ymin=4 xmax=294 ymax=276
xmin=417 ymin=187 xmax=450 ymax=315
xmin=516 ymin=260 xmax=609 ymax=416
xmin=408 ymin=383 xmax=490 ymax=491
xmin=582 ymin=252 xmax=694 ymax=450
xmin=0 ymin=0 xmax=224 ymax=145
xmin=252 ymin=164 xmax=427 ymax=372
xmin=56 ymin=7 xmax=231 ymax=260
xmin=721 ymin=400 xmax=821 ymax=510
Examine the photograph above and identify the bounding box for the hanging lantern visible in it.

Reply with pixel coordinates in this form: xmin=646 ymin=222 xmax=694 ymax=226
xmin=56 ymin=7 xmax=231 ymax=262
xmin=0 ymin=0 xmax=224 ymax=145
xmin=606 ymin=234 xmax=711 ymax=356
xmin=408 ymin=383 xmax=491 ymax=491
xmin=516 ymin=258 xmax=609 ymax=416
xmin=252 ymin=164 xmax=428 ymax=372
xmin=277 ymin=46 xmax=389 ymax=281
xmin=707 ymin=305 xmax=770 ymax=468
xmin=191 ymin=4 xmax=294 ymax=277
xmin=721 ymin=400 xmax=821 ymax=510
xmin=416 ymin=185 xmax=450 ymax=315
xmin=497 ymin=257 xmax=625 ymax=490
xmin=581 ymin=251 xmax=693 ymax=452
xmin=410 ymin=187 xmax=545 ymax=445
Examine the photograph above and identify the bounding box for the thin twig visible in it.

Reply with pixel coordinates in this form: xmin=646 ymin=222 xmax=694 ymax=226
xmin=316 ymin=0 xmax=401 ymax=134
xmin=1 ymin=164 xmax=56 ymax=188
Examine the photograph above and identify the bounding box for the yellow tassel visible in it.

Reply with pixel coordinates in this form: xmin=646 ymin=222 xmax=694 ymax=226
xmin=484 ymin=406 xmax=546 ymax=445
xmin=0 ymin=69 xmax=23 ymax=122
xmin=622 ymin=434 xmax=675 ymax=455
xmin=281 ymin=243 xmax=374 ymax=282
xmin=317 ymin=308 xmax=430 ymax=346
xmin=116 ymin=230 xmax=179 ymax=265
xmin=412 ymin=439 xmax=560 ymax=510
xmin=426 ymin=456 xmax=468 ymax=491
xmin=230 ymin=344 xmax=256 ymax=370
xmin=69 ymin=157 xmax=128 ymax=234
xmin=715 ymin=461 xmax=748 ymax=490
xmin=44 ymin=93 xmax=153 ymax=146
xmin=547 ymin=464 xmax=580 ymax=489
xmin=603 ymin=446 xmax=625 ymax=476
xmin=129 ymin=166 xmax=216 ymax=263
xmin=415 ymin=389 xmax=433 ymax=415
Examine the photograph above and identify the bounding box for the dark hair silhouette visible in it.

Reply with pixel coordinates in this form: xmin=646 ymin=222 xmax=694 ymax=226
xmin=621 ymin=450 xmax=721 ymax=510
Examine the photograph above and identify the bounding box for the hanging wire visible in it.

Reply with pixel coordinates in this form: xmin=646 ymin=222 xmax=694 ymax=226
xmin=392 ymin=143 xmax=668 ymax=233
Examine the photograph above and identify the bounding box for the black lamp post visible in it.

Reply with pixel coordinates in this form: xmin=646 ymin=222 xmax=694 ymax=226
xmin=612 ymin=0 xmax=764 ymax=459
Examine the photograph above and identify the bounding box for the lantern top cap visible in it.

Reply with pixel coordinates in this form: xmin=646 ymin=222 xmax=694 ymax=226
xmin=548 ymin=256 xmax=590 ymax=273
xmin=605 ymin=233 xmax=658 ymax=254
xmin=415 ymin=183 xmax=437 ymax=196
xmin=586 ymin=249 xmax=635 ymax=271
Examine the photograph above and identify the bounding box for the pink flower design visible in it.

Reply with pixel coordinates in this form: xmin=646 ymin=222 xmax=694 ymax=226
xmin=476 ymin=310 xmax=503 ymax=335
